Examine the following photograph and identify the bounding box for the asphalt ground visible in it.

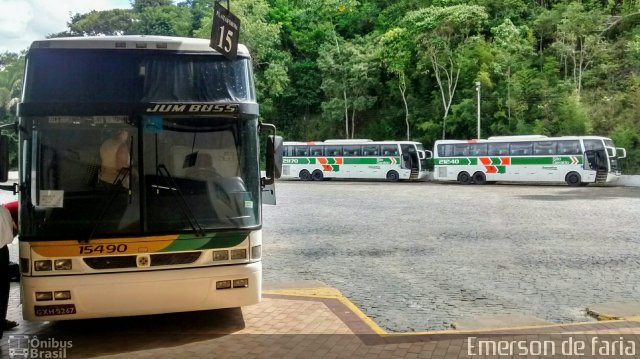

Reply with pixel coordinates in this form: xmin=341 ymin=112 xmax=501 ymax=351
xmin=262 ymin=180 xmax=640 ymax=331
xmin=5 ymin=180 xmax=640 ymax=333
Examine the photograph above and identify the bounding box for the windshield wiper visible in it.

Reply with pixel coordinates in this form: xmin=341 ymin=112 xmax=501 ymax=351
xmin=85 ymin=166 xmax=131 ymax=243
xmin=155 ymin=164 xmax=205 ymax=237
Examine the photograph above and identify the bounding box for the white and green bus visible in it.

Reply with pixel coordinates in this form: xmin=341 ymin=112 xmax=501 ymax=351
xmin=281 ymin=139 xmax=431 ymax=181
xmin=0 ymin=36 xmax=282 ymax=321
xmin=433 ymin=135 xmax=626 ymax=186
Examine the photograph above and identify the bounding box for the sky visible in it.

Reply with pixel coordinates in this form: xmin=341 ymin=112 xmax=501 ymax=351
xmin=0 ymin=0 xmax=132 ymax=54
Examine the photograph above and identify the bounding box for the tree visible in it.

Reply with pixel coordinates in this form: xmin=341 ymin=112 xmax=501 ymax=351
xmin=552 ymin=2 xmax=609 ymax=100
xmin=404 ymin=5 xmax=488 ymax=139
xmin=0 ymin=52 xmax=24 ymax=168
xmin=491 ymin=19 xmax=533 ymax=126
xmin=49 ymin=9 xmax=137 ymax=37
xmin=318 ymin=34 xmax=379 ymax=138
xmin=137 ymin=5 xmax=192 ymax=36
xmin=380 ymin=27 xmax=412 ymax=140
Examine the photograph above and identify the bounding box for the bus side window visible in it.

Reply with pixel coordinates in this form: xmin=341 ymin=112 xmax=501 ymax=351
xmin=534 ymin=141 xmax=556 ymax=155
xmin=469 ymin=144 xmax=487 ymax=156
xmin=294 ymin=146 xmax=308 ymax=157
xmin=510 ymin=142 xmax=532 ymax=156
xmin=488 ymin=143 xmax=509 ymax=156
xmin=557 ymin=140 xmax=581 ymax=155
xmin=310 ymin=146 xmax=323 ymax=156
xmin=325 ymin=146 xmax=342 ymax=156
xmin=453 ymin=144 xmax=469 ymax=157
xmin=362 ymin=145 xmax=379 ymax=156
xmin=381 ymin=145 xmax=397 ymax=156
xmin=343 ymin=145 xmax=361 ymax=157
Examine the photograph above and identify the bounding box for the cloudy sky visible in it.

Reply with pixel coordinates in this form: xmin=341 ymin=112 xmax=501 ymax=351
xmin=0 ymin=0 xmax=132 ymax=53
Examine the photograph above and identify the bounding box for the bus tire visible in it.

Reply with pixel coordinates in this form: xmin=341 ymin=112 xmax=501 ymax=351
xmin=311 ymin=170 xmax=324 ymax=181
xmin=565 ymin=172 xmax=581 ymax=186
xmin=457 ymin=171 xmax=471 ymax=185
xmin=386 ymin=170 xmax=400 ymax=182
xmin=472 ymin=171 xmax=486 ymax=185
xmin=299 ymin=170 xmax=311 ymax=181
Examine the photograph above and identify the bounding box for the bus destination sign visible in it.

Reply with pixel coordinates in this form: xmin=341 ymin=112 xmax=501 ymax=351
xmin=210 ymin=2 xmax=241 ymax=60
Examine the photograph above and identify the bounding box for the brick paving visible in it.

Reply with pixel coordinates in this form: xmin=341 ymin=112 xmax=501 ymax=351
xmin=2 ymin=283 xmax=640 ymax=358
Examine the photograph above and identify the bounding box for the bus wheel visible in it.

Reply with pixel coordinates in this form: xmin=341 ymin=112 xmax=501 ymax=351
xmin=312 ymin=170 xmax=324 ymax=181
xmin=565 ymin=172 xmax=581 ymax=186
xmin=386 ymin=170 xmax=400 ymax=182
xmin=299 ymin=170 xmax=311 ymax=181
xmin=472 ymin=171 xmax=486 ymax=185
xmin=457 ymin=171 xmax=471 ymax=185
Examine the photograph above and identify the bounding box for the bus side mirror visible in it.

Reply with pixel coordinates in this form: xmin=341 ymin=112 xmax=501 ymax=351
xmin=0 ymin=136 xmax=9 ymax=183
xmin=265 ymin=135 xmax=283 ymax=185
xmin=425 ymin=150 xmax=433 ymax=159
xmin=617 ymin=147 xmax=627 ymax=159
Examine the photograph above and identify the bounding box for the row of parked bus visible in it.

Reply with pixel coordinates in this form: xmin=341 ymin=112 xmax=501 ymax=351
xmin=281 ymin=135 xmax=627 ymax=186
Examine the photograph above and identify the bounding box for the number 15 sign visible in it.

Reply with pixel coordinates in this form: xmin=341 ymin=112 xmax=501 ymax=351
xmin=210 ymin=2 xmax=241 ymax=60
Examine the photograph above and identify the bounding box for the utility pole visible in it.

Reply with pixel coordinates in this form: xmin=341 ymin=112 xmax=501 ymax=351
xmin=475 ymin=81 xmax=481 ymax=139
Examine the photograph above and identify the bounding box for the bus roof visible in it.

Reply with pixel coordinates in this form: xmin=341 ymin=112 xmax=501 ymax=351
xmin=29 ymin=35 xmax=250 ymax=56
xmin=435 ymin=136 xmax=613 ymax=144
xmin=283 ymin=140 xmax=423 ymax=146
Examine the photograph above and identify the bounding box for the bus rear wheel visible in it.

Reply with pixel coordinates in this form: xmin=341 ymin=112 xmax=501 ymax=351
xmin=299 ymin=170 xmax=311 ymax=181
xmin=457 ymin=171 xmax=471 ymax=185
xmin=565 ymin=172 xmax=581 ymax=187
xmin=472 ymin=171 xmax=486 ymax=185
xmin=312 ymin=170 xmax=324 ymax=181
xmin=386 ymin=170 xmax=400 ymax=182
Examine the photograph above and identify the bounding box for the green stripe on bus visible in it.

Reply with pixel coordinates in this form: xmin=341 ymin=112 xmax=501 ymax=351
xmin=434 ymin=158 xmax=477 ymax=165
xmin=434 ymin=156 xmax=582 ymax=165
xmin=162 ymin=232 xmax=249 ymax=251
xmin=283 ymin=158 xmax=317 ymax=165
xmin=342 ymin=157 xmax=398 ymax=165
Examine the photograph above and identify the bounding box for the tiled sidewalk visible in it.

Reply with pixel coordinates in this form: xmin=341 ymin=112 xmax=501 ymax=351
xmin=2 ymin=282 xmax=640 ymax=358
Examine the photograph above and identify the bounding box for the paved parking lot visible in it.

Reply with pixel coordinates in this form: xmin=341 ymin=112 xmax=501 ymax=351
xmin=262 ymin=180 xmax=640 ymax=331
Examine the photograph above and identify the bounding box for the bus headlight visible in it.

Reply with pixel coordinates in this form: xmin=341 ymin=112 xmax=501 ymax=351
xmin=212 ymin=250 xmax=229 ymax=261
xmin=54 ymin=259 xmax=72 ymax=270
xmin=233 ymin=278 xmax=249 ymax=288
xmin=54 ymin=291 xmax=72 ymax=300
xmin=230 ymin=249 xmax=247 ymax=260
xmin=34 ymin=260 xmax=52 ymax=271
xmin=36 ymin=292 xmax=53 ymax=301
xmin=251 ymin=245 xmax=261 ymax=259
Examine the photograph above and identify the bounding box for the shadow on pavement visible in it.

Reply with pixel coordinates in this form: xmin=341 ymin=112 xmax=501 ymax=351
xmin=19 ymin=308 xmax=245 ymax=358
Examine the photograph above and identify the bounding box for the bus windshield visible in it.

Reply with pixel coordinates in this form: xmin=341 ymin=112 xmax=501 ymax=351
xmin=25 ymin=116 xmax=260 ymax=239
xmin=23 ymin=50 xmax=254 ymax=104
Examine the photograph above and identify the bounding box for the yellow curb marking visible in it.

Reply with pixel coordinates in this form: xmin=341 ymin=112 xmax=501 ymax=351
xmin=264 ymin=288 xmax=640 ymax=336
xmin=263 ymin=287 xmax=386 ymax=335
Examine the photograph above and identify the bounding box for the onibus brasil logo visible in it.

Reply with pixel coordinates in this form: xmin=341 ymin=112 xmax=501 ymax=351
xmin=8 ymin=335 xmax=73 ymax=358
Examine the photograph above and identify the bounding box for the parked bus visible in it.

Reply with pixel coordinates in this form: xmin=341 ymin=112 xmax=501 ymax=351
xmin=0 ymin=36 xmax=282 ymax=321
xmin=281 ymin=140 xmax=431 ymax=181
xmin=433 ymin=135 xmax=626 ymax=186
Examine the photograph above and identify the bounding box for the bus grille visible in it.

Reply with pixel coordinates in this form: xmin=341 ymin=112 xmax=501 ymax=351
xmin=150 ymin=252 xmax=201 ymax=266
xmin=84 ymin=256 xmax=137 ymax=269
xmin=83 ymin=252 xmax=201 ymax=269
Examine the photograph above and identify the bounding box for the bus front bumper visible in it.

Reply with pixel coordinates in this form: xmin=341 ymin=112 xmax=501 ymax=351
xmin=21 ymin=262 xmax=261 ymax=321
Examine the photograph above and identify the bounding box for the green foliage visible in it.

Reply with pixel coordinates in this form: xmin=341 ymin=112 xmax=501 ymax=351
xmin=20 ymin=0 xmax=640 ymax=173
xmin=0 ymin=52 xmax=23 ymax=169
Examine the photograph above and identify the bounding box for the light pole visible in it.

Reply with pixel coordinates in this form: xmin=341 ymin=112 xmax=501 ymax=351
xmin=475 ymin=81 xmax=481 ymax=139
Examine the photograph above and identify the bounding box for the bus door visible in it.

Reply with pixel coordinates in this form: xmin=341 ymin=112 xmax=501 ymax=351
xmin=400 ymin=144 xmax=417 ymax=170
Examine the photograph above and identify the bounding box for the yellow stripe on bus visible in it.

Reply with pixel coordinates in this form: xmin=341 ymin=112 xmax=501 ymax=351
xmin=30 ymin=235 xmax=179 ymax=257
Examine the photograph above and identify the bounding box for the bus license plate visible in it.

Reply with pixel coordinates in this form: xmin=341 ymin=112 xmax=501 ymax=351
xmin=34 ymin=304 xmax=77 ymax=316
